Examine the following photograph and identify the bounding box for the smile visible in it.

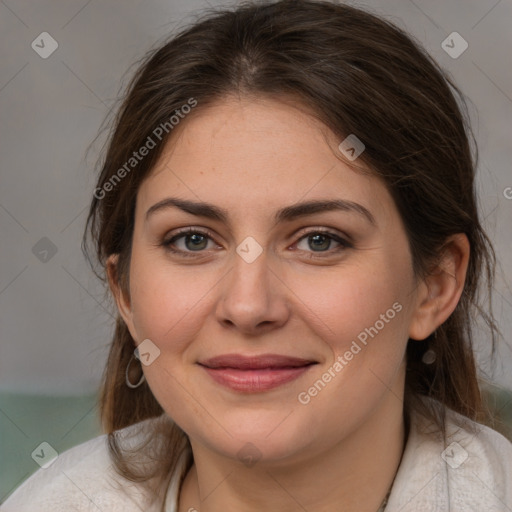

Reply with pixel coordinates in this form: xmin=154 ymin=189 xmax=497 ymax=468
xmin=198 ymin=354 xmax=318 ymax=392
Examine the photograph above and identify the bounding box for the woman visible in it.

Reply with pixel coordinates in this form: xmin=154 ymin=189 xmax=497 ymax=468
xmin=2 ymin=0 xmax=511 ymax=511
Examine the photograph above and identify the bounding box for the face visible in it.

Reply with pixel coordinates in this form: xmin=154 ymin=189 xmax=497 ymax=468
xmin=114 ymin=95 xmax=424 ymax=466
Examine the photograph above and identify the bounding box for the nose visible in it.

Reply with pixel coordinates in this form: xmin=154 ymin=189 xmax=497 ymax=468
xmin=215 ymin=249 xmax=290 ymax=336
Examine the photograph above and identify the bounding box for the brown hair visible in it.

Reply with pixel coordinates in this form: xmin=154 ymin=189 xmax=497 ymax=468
xmin=83 ymin=0 xmax=498 ymax=508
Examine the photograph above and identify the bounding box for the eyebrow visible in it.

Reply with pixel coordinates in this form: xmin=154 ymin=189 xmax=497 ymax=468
xmin=145 ymin=197 xmax=376 ymax=226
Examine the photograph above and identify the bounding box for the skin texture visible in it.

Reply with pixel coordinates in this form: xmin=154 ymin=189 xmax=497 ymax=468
xmin=108 ymin=95 xmax=470 ymax=512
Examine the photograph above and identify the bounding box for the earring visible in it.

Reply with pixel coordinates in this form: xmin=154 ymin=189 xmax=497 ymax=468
xmin=422 ymin=331 xmax=437 ymax=365
xmin=125 ymin=353 xmax=146 ymax=389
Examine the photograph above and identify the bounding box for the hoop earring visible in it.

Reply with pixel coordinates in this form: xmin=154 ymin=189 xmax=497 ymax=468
xmin=125 ymin=353 xmax=146 ymax=389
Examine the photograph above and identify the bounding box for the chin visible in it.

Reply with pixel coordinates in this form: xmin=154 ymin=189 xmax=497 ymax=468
xmin=191 ymin=412 xmax=317 ymax=466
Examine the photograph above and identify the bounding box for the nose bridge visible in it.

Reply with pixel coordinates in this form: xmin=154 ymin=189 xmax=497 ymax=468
xmin=228 ymin=241 xmax=271 ymax=303
xmin=215 ymin=238 xmax=288 ymax=332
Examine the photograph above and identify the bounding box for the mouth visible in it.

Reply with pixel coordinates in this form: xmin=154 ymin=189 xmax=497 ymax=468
xmin=198 ymin=354 xmax=318 ymax=392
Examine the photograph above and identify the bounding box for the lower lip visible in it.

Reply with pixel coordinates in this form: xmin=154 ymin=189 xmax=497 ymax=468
xmin=201 ymin=365 xmax=314 ymax=392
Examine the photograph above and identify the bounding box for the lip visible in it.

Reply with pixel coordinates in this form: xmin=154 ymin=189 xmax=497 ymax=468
xmin=198 ymin=354 xmax=317 ymax=392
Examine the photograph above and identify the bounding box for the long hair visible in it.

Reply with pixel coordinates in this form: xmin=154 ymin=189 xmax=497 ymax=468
xmin=82 ymin=1 xmax=498 ymax=508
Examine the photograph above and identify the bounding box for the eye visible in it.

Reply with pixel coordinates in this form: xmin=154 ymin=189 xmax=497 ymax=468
xmin=160 ymin=227 xmax=352 ymax=259
xmin=161 ymin=228 xmax=220 ymax=257
xmin=293 ymin=229 xmax=352 ymax=256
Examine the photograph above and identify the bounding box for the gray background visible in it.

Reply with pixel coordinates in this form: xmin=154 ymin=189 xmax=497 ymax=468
xmin=0 ymin=1 xmax=511 ymax=496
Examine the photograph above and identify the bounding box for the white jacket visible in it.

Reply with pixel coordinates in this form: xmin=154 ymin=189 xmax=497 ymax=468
xmin=2 ymin=402 xmax=511 ymax=511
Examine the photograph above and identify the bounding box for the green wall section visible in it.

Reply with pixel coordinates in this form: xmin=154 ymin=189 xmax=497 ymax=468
xmin=0 ymin=393 xmax=102 ymax=503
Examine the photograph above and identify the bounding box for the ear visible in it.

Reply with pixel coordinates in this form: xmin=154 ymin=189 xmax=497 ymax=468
xmin=106 ymin=254 xmax=138 ymax=341
xmin=408 ymin=234 xmax=470 ymax=340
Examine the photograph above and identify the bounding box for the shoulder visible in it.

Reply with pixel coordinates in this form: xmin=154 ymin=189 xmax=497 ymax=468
xmin=387 ymin=398 xmax=512 ymax=511
xmin=0 ymin=417 xmax=166 ymax=512
xmin=442 ymin=405 xmax=512 ymax=508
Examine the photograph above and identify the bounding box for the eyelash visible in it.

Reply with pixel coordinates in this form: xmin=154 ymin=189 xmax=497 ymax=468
xmin=160 ymin=227 xmax=353 ymax=259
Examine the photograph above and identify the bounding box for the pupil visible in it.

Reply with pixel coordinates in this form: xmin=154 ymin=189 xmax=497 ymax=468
xmin=310 ymin=234 xmax=329 ymax=251
xmin=187 ymin=234 xmax=207 ymax=250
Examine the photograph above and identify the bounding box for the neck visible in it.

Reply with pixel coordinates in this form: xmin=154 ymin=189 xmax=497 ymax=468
xmin=178 ymin=390 xmax=406 ymax=512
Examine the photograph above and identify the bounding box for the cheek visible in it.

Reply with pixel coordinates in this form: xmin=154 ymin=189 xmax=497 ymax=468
xmin=127 ymin=253 xmax=214 ymax=351
xmin=291 ymin=268 xmax=411 ymax=420
xmin=291 ymin=261 xmax=408 ymax=357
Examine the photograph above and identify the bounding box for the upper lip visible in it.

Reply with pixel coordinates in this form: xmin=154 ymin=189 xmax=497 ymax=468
xmin=199 ymin=354 xmax=317 ymax=370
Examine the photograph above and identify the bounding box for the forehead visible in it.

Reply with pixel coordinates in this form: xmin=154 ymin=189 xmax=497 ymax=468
xmin=137 ymin=96 xmax=393 ymax=224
